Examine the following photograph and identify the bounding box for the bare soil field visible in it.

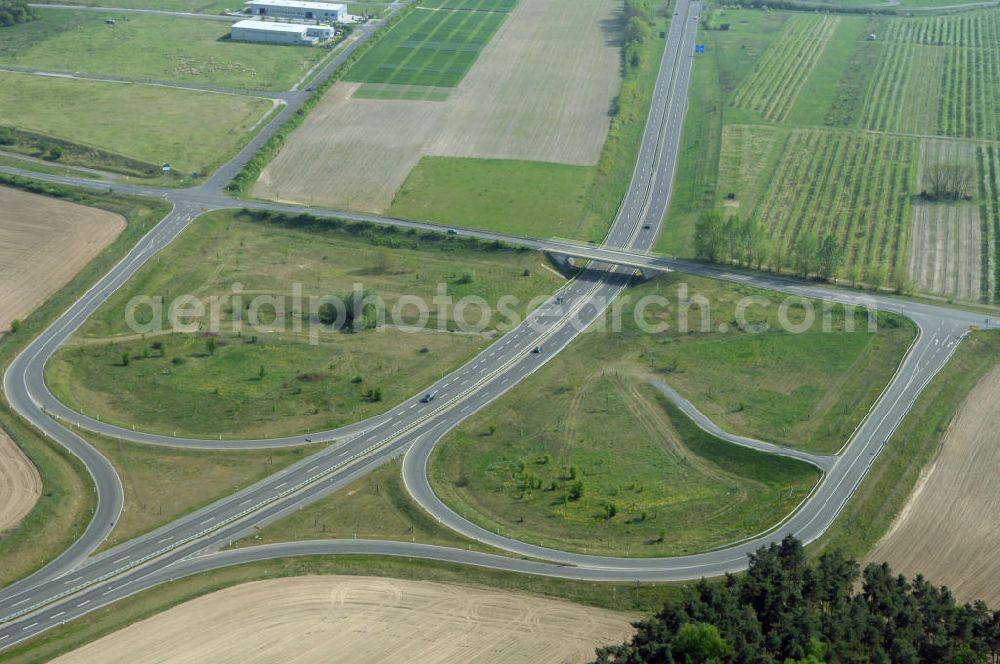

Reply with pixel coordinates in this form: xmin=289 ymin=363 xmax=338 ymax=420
xmin=254 ymin=82 xmax=444 ymax=212
xmin=254 ymin=0 xmax=621 ymax=212
xmin=0 ymin=186 xmax=125 ymax=334
xmin=0 ymin=429 xmax=41 ymax=533
xmin=908 ymin=139 xmax=982 ymax=300
xmin=908 ymin=203 xmax=982 ymax=300
xmin=868 ymin=365 xmax=1000 ymax=606
xmin=53 ymin=576 xmax=635 ymax=664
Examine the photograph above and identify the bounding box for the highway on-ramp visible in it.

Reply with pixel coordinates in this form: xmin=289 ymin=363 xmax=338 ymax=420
xmin=0 ymin=0 xmax=986 ymax=651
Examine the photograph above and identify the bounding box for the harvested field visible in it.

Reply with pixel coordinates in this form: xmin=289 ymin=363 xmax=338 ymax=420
xmin=255 ymin=0 xmax=621 ymax=213
xmin=868 ymin=365 xmax=1000 ymax=606
xmin=424 ymin=0 xmax=621 ymax=166
xmin=53 ymin=576 xmax=635 ymax=664
xmin=0 ymin=429 xmax=41 ymax=533
xmin=0 ymin=186 xmax=125 ymax=334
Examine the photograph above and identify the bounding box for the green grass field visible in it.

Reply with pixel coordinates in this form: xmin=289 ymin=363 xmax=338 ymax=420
xmin=344 ymin=6 xmax=508 ymax=87
xmin=389 ymin=157 xmax=592 ymax=238
xmin=428 ymin=274 xmax=913 ymax=557
xmin=0 ymin=10 xmax=330 ymax=91
xmin=432 ymin=376 xmax=821 ymax=557
xmin=92 ymin=434 xmax=315 ymax=549
xmin=29 ymin=0 xmax=235 ymax=11
xmin=0 ymin=72 xmax=271 ymax=175
xmin=45 ymin=209 xmax=564 ymax=438
xmin=420 ymin=0 xmax=516 ymax=9
xmin=235 ymin=458 xmax=485 ymax=550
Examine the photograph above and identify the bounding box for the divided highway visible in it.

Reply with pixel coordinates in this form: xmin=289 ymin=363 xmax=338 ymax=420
xmin=0 ymin=0 xmax=985 ymax=651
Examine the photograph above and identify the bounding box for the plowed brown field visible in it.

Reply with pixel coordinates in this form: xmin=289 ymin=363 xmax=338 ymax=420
xmin=0 ymin=186 xmax=125 ymax=335
xmin=0 ymin=430 xmax=40 ymax=533
xmin=868 ymin=365 xmax=1000 ymax=605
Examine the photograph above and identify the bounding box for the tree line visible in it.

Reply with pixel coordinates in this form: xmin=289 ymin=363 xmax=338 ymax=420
xmin=624 ymin=0 xmax=655 ymax=74
xmin=0 ymin=0 xmax=35 ymax=27
xmin=594 ymin=536 xmax=1000 ymax=663
xmin=693 ymin=212 xmax=912 ymax=292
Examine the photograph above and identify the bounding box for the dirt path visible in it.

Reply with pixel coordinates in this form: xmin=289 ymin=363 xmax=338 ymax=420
xmin=0 ymin=429 xmax=41 ymax=533
xmin=53 ymin=575 xmax=635 ymax=664
xmin=868 ymin=365 xmax=1000 ymax=605
xmin=0 ymin=186 xmax=125 ymax=334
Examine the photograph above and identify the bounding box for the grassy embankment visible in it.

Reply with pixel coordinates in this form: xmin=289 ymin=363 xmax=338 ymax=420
xmin=90 ymin=434 xmax=318 ymax=551
xmin=0 ymin=175 xmax=169 ymax=589
xmin=427 ymin=274 xmax=914 ymax=557
xmin=45 ymin=209 xmax=565 ymax=439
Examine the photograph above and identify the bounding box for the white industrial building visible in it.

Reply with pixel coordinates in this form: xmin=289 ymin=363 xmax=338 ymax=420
xmin=230 ymin=19 xmax=334 ymax=45
xmin=244 ymin=0 xmax=347 ymax=22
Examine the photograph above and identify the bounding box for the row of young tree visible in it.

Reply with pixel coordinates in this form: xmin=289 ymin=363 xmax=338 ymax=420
xmin=594 ymin=536 xmax=1000 ymax=664
xmin=0 ymin=0 xmax=35 ymax=27
xmin=694 ymin=212 xmax=842 ymax=281
xmin=624 ymin=0 xmax=655 ymax=72
xmin=693 ymin=212 xmax=912 ymax=292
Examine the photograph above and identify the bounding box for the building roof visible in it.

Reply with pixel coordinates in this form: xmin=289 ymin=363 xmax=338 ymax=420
xmin=245 ymin=0 xmax=346 ymax=10
xmin=232 ymin=19 xmax=309 ymax=32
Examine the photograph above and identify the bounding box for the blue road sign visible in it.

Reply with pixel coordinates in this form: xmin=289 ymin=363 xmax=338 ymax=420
xmin=695 ymin=44 xmax=705 ymax=54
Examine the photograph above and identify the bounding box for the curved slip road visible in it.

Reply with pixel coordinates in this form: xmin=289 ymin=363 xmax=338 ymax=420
xmin=0 ymin=0 xmax=992 ymax=651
